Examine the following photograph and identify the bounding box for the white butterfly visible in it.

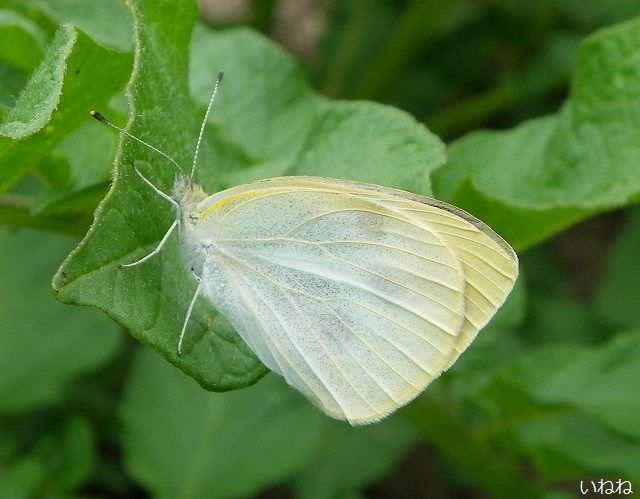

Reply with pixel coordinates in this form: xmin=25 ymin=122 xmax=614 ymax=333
xmin=93 ymin=72 xmax=518 ymax=425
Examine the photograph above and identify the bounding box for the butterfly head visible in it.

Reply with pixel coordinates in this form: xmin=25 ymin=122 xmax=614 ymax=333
xmin=172 ymin=175 xmax=207 ymax=207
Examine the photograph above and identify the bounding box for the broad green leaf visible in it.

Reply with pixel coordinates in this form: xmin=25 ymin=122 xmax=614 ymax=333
xmin=0 ymin=415 xmax=95 ymax=496
xmin=0 ymin=227 xmax=121 ymax=414
xmin=31 ymin=416 xmax=95 ymax=492
xmin=0 ymin=457 xmax=43 ymax=499
xmin=53 ymin=0 xmax=267 ymax=391
xmin=0 ymin=193 xmax=92 ymax=235
xmin=402 ymin=392 xmax=542 ymax=498
xmin=120 ymin=349 xmax=324 ymax=499
xmin=189 ymin=25 xmax=444 ymax=194
xmin=25 ymin=0 xmax=133 ymax=51
xmin=594 ymin=208 xmax=640 ymax=331
xmin=433 ymin=17 xmax=640 ymax=249
xmin=487 ymin=331 xmax=640 ymax=441
xmin=292 ymin=418 xmax=417 ymax=499
xmin=526 ymin=332 xmax=640 ymax=440
xmin=33 ymin=120 xmax=116 ymax=215
xmin=512 ymin=413 xmax=640 ymax=484
xmin=0 ymin=23 xmax=132 ymax=192
xmin=54 ymin=1 xmax=446 ymax=390
xmin=457 ymin=330 xmax=640 ymax=490
xmin=0 ymin=8 xmax=46 ymax=72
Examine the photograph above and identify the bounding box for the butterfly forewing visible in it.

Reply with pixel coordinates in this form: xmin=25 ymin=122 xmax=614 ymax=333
xmin=188 ymin=177 xmax=517 ymax=423
xmin=326 ymin=181 xmax=519 ymax=369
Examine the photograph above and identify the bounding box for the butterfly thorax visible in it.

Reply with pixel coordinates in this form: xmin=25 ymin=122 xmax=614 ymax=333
xmin=172 ymin=175 xmax=208 ymax=213
xmin=172 ymin=175 xmax=211 ymax=277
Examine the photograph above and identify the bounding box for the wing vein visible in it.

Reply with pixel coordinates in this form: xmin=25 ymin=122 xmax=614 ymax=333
xmin=221 ymin=258 xmax=349 ymax=414
xmin=314 ymin=244 xmax=463 ymax=317
xmin=322 ymin=302 xmax=418 ymax=392
xmin=247 ymin=251 xmax=459 ymax=337
xmin=340 ymin=298 xmax=448 ymax=364
xmin=279 ymin=288 xmax=377 ymax=413
xmin=283 ymin=208 xmax=448 ymax=246
xmin=220 ymin=237 xmax=461 ymax=277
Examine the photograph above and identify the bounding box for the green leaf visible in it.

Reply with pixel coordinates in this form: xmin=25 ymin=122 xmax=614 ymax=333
xmin=433 ymin=17 xmax=640 ymax=249
xmin=32 ymin=120 xmax=116 ymax=215
xmin=447 ymin=330 xmax=640 ymax=490
xmin=120 ymin=349 xmax=324 ymax=499
xmin=0 ymin=227 xmax=121 ymax=414
xmin=0 ymin=415 xmax=95 ymax=496
xmin=472 ymin=387 xmax=640 ymax=487
xmin=488 ymin=331 xmax=640 ymax=441
xmin=25 ymin=0 xmax=133 ymax=51
xmin=54 ymin=1 xmax=445 ymax=390
xmin=0 ymin=8 xmax=46 ymax=72
xmin=292 ymin=418 xmax=417 ymax=499
xmin=32 ymin=416 xmax=95 ymax=492
xmin=527 ymin=332 xmax=640 ymax=440
xmin=189 ymin=25 xmax=444 ymax=194
xmin=0 ymin=194 xmax=92 ymax=235
xmin=512 ymin=413 xmax=640 ymax=484
xmin=594 ymin=207 xmax=640 ymax=331
xmin=54 ymin=0 xmax=267 ymax=391
xmin=0 ymin=23 xmax=132 ymax=192
xmin=402 ymin=393 xmax=542 ymax=498
xmin=0 ymin=457 xmax=44 ymax=499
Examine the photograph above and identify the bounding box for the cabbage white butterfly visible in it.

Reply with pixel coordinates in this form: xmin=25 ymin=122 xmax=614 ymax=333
xmin=92 ymin=72 xmax=518 ymax=424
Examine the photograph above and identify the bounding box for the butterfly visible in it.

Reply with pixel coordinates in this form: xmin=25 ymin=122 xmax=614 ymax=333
xmin=92 ymin=71 xmax=518 ymax=425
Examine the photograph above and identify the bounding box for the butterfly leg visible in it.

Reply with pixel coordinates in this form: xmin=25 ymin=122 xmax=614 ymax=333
xmin=131 ymin=164 xmax=180 ymax=209
xmin=120 ymin=165 xmax=181 ymax=268
xmin=177 ymin=270 xmax=203 ymax=356
xmin=120 ymin=219 xmax=178 ymax=267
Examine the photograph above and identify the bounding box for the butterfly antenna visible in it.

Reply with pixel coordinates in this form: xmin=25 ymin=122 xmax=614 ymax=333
xmin=190 ymin=70 xmax=224 ymax=180
xmin=90 ymin=111 xmax=185 ymax=174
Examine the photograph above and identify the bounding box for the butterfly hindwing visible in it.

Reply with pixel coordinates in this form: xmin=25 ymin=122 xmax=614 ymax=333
xmin=189 ymin=177 xmax=517 ymax=423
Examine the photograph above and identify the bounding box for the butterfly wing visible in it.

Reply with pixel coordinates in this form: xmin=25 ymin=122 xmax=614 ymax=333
xmin=193 ymin=177 xmax=517 ymax=424
xmin=308 ymin=177 xmax=520 ymax=369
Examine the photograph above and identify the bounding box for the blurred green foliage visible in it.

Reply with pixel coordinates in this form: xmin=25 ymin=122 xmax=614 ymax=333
xmin=1 ymin=0 xmax=639 ymax=497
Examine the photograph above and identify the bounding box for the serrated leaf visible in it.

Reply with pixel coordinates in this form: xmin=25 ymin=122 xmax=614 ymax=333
xmin=433 ymin=17 xmax=640 ymax=249
xmin=0 ymin=23 xmax=132 ymax=192
xmin=120 ymin=349 xmax=324 ymax=499
xmin=0 ymin=228 xmax=121 ymax=414
xmin=54 ymin=1 xmax=446 ymax=391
